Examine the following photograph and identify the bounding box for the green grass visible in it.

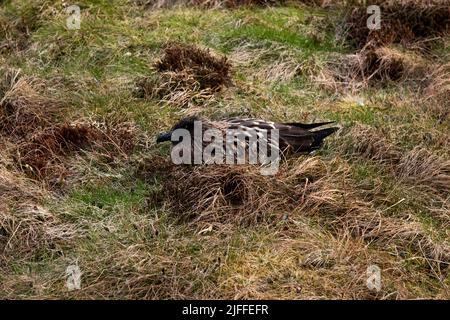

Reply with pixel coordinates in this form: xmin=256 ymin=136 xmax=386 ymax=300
xmin=71 ymin=179 xmax=149 ymax=209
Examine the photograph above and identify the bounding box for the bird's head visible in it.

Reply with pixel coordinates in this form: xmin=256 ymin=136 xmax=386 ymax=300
xmin=156 ymin=116 xmax=200 ymax=144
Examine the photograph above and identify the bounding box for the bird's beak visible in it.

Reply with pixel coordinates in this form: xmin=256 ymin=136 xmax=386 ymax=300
xmin=156 ymin=132 xmax=172 ymax=143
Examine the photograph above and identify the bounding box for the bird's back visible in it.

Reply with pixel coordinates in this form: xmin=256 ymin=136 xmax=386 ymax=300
xmin=223 ymin=118 xmax=338 ymax=154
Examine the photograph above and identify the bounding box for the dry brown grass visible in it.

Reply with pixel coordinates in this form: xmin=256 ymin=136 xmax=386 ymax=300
xmin=160 ymin=163 xmax=295 ymax=225
xmin=218 ymin=225 xmax=437 ymax=299
xmin=141 ymin=153 xmax=450 ymax=271
xmin=59 ymin=235 xmax=232 ymax=299
xmin=155 ymin=42 xmax=232 ymax=90
xmin=0 ymin=68 xmax=140 ymax=297
xmin=0 ymin=68 xmax=60 ymax=139
xmin=339 ymin=123 xmax=401 ymax=164
xmin=364 ymin=47 xmax=428 ymax=83
xmin=14 ymin=120 xmax=136 ymax=184
xmin=15 ymin=123 xmax=100 ymax=179
xmin=0 ymin=162 xmax=77 ymax=265
xmin=428 ymin=206 xmax=450 ymax=230
xmin=296 ymin=169 xmax=450 ymax=266
xmin=136 ymin=72 xmax=216 ymax=106
xmin=334 ymin=204 xmax=450 ymax=265
xmin=320 ymin=1 xmax=448 ymax=94
xmin=258 ymin=56 xmax=303 ymax=84
xmin=141 ymin=156 xmax=329 ymax=226
xmin=318 ymin=46 xmax=429 ymax=90
xmin=397 ymin=147 xmax=450 ymax=196
xmin=0 ymin=69 xmax=136 ymax=185
xmin=344 ymin=1 xmax=449 ymax=50
xmin=339 ymin=125 xmax=450 ymax=199
xmin=136 ymin=0 xmax=325 ymax=9
xmin=423 ymin=62 xmax=450 ymax=122
xmin=0 ymin=4 xmax=39 ymax=53
xmin=137 ymin=42 xmax=232 ymax=106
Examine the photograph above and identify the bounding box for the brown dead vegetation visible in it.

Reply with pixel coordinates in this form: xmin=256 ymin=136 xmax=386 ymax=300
xmin=0 ymin=1 xmax=47 ymax=54
xmin=136 ymin=72 xmax=214 ymax=106
xmin=424 ymin=62 xmax=450 ymax=122
xmin=0 ymin=69 xmax=136 ymax=184
xmin=342 ymin=208 xmax=450 ymax=264
xmin=0 ymin=13 xmax=29 ymax=54
xmin=232 ymin=229 xmax=404 ymax=299
xmin=340 ymin=124 xmax=401 ymax=164
xmin=397 ymin=147 xmax=450 ymax=196
xmin=143 ymin=154 xmax=450 ymax=266
xmin=136 ymin=0 xmax=325 ymax=9
xmin=15 ymin=120 xmax=136 ymax=183
xmin=15 ymin=123 xmax=99 ymax=179
xmin=0 ymin=67 xmax=139 ymax=296
xmin=0 ymin=68 xmax=60 ymax=139
xmin=137 ymin=42 xmax=231 ymax=105
xmin=289 ymin=159 xmax=450 ymax=265
xmin=143 ymin=157 xmax=328 ymax=226
xmin=345 ymin=1 xmax=449 ymax=50
xmin=155 ymin=42 xmax=231 ymax=90
xmin=0 ymin=163 xmax=77 ymax=265
xmin=161 ymin=163 xmax=295 ymax=225
xmin=339 ymin=125 xmax=450 ymax=199
xmin=319 ymin=46 xmax=429 ymax=90
xmin=362 ymin=47 xmax=428 ymax=83
xmin=320 ymin=1 xmax=448 ymax=92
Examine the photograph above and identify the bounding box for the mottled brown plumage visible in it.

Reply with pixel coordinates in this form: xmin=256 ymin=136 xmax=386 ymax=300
xmin=225 ymin=117 xmax=338 ymax=154
xmin=157 ymin=116 xmax=338 ymax=156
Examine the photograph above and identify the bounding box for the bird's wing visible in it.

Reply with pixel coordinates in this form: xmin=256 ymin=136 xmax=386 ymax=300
xmin=274 ymin=124 xmax=315 ymax=153
xmin=224 ymin=118 xmax=338 ymax=154
xmin=282 ymin=121 xmax=335 ymax=129
xmin=226 ymin=118 xmax=276 ymax=131
xmin=279 ymin=126 xmax=338 ymax=153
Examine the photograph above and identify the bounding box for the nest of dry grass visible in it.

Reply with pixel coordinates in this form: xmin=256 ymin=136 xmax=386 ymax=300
xmin=141 ymin=156 xmax=328 ymax=225
xmin=344 ymin=1 xmax=449 ymax=50
xmin=143 ymin=150 xmax=450 ymax=264
xmin=162 ymin=164 xmax=294 ymax=224
xmin=150 ymin=158 xmax=362 ymax=230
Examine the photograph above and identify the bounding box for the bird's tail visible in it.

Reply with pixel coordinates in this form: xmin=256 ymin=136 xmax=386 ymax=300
xmin=311 ymin=127 xmax=339 ymax=149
